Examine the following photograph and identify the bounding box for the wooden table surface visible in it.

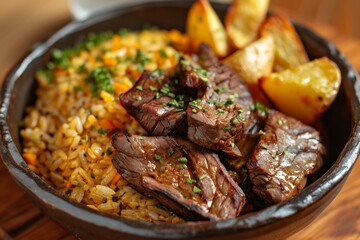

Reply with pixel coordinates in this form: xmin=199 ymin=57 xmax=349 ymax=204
xmin=0 ymin=1 xmax=359 ymax=239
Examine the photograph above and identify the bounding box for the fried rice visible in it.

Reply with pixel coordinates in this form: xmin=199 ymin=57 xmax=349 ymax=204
xmin=20 ymin=29 xmax=188 ymax=223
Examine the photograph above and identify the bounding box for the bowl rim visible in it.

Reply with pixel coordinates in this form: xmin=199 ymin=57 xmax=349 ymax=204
xmin=1 ymin=1 xmax=360 ymax=239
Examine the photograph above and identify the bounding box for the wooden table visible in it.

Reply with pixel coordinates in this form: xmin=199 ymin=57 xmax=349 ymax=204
xmin=0 ymin=1 xmax=359 ymax=239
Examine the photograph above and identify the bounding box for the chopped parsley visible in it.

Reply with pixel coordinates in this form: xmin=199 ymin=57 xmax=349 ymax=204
xmin=87 ymin=67 xmax=114 ymax=97
xmin=136 ymin=86 xmax=143 ymax=91
xmin=284 ymin=149 xmax=291 ymax=157
xmin=106 ymin=147 xmax=113 ymax=155
xmin=224 ymin=125 xmax=231 ymax=132
xmin=186 ymin=178 xmax=197 ymax=184
xmin=193 ymin=186 xmax=202 ymax=193
xmin=154 ymin=154 xmax=161 ymax=160
xmin=178 ymin=157 xmax=188 ymax=163
xmin=261 ymin=144 xmax=268 ymax=150
xmin=199 ymin=175 xmax=207 ymax=180
xmin=180 ymin=164 xmax=187 ymax=170
xmin=159 ymin=48 xmax=167 ymax=58
xmin=167 ymin=148 xmax=174 ymax=156
xmin=97 ymin=128 xmax=108 ymax=135
xmin=135 ymin=49 xmax=151 ymax=65
xmin=73 ymin=85 xmax=84 ymax=91
xmin=135 ymin=96 xmax=142 ymax=101
xmin=259 ymin=130 xmax=266 ymax=136
xmin=149 ymin=85 xmax=158 ymax=92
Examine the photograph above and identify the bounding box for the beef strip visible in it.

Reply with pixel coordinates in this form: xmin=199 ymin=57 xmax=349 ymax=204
xmin=247 ymin=110 xmax=325 ymax=205
xmin=120 ymin=70 xmax=188 ymax=135
xmin=185 ymin=45 xmax=265 ymax=159
xmin=112 ymin=132 xmax=246 ymax=221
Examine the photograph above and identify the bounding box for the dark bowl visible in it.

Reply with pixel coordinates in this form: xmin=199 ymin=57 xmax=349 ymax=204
xmin=1 ymin=1 xmax=359 ymax=239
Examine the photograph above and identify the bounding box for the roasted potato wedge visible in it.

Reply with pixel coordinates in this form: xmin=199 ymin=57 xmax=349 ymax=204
xmin=260 ymin=15 xmax=308 ymax=72
xmin=260 ymin=57 xmax=341 ymax=124
xmin=223 ymin=34 xmax=274 ymax=105
xmin=186 ymin=0 xmax=228 ymax=57
xmin=225 ymin=0 xmax=269 ymax=49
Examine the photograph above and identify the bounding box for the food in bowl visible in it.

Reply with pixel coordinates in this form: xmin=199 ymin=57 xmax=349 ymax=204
xmin=20 ymin=0 xmax=341 ymax=223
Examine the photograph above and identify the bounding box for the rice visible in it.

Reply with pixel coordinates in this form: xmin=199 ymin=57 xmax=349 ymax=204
xmin=20 ymin=28 xmax=188 ymax=223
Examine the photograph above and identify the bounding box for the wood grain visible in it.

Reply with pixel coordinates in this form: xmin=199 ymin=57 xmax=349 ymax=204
xmin=0 ymin=1 xmax=359 ymax=239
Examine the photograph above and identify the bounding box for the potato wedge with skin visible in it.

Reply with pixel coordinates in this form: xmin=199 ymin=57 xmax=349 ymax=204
xmin=260 ymin=15 xmax=308 ymax=72
xmin=223 ymin=34 xmax=274 ymax=105
xmin=260 ymin=57 xmax=341 ymax=124
xmin=186 ymin=0 xmax=228 ymax=57
xmin=225 ymin=0 xmax=269 ymax=49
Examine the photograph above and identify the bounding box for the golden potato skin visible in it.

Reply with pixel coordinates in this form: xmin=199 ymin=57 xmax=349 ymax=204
xmin=225 ymin=0 xmax=269 ymax=50
xmin=186 ymin=0 xmax=228 ymax=57
xmin=223 ymin=35 xmax=274 ymax=105
xmin=260 ymin=15 xmax=309 ymax=72
xmin=260 ymin=57 xmax=341 ymax=124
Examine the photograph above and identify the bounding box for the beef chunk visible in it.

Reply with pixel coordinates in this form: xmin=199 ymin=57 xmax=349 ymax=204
xmin=195 ymin=43 xmax=219 ymax=68
xmin=112 ymin=133 xmax=246 ymax=221
xmin=120 ymin=70 xmax=187 ymax=135
xmin=247 ymin=110 xmax=325 ymax=205
xmin=177 ymin=57 xmax=208 ymax=98
xmin=185 ymin=49 xmax=262 ymax=158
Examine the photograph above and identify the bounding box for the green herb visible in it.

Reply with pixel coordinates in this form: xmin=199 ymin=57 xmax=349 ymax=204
xmin=180 ymin=59 xmax=190 ymax=66
xmin=225 ymin=99 xmax=234 ymax=106
xmin=231 ymin=117 xmax=238 ymax=125
xmin=168 ymin=92 xmax=176 ymax=98
xmin=136 ymin=86 xmax=143 ymax=91
xmin=259 ymin=130 xmax=266 ymax=136
xmin=224 ymin=125 xmax=231 ymax=132
xmin=167 ymin=148 xmax=174 ymax=156
xmin=50 ymin=48 xmax=71 ymax=69
xmin=135 ymin=49 xmax=151 ymax=65
xmin=159 ymin=48 xmax=167 ymax=58
xmin=77 ymin=183 xmax=82 ymax=188
xmin=199 ymin=175 xmax=207 ymax=180
xmin=149 ymin=85 xmax=158 ymax=92
xmin=186 ymin=178 xmax=197 ymax=184
xmin=135 ymin=96 xmax=142 ymax=101
xmin=193 ymin=186 xmax=202 ymax=193
xmin=277 ymin=119 xmax=283 ymax=126
xmin=87 ymin=67 xmax=114 ymax=97
xmin=155 ymin=92 xmax=160 ymax=99
xmin=154 ymin=154 xmax=161 ymax=160
xmin=284 ymin=149 xmax=291 ymax=157
xmin=261 ymin=144 xmax=268 ymax=150
xmin=237 ymin=109 xmax=244 ymax=113
xmin=77 ymin=64 xmax=88 ymax=73
xmin=73 ymin=85 xmax=84 ymax=91
xmin=138 ymin=136 xmax=144 ymax=140
xmin=106 ymin=147 xmax=113 ymax=155
xmin=118 ymin=28 xmax=129 ymax=38
xmin=217 ymin=109 xmax=226 ymax=114
xmin=65 ymin=189 xmax=73 ymax=195
xmin=192 ymin=109 xmax=197 ymax=113
xmin=180 ymin=164 xmax=187 ymax=170
xmin=37 ymin=69 xmax=54 ymax=83
xmin=98 ymin=128 xmax=108 ymax=135
xmin=149 ymin=69 xmax=164 ymax=78
xmin=178 ymin=157 xmax=188 ymax=163
xmin=251 ymin=102 xmax=268 ymax=114
xmin=199 ymin=75 xmax=208 ymax=82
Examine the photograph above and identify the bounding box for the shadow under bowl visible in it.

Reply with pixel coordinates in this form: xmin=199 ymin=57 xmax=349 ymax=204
xmin=1 ymin=1 xmax=360 ymax=239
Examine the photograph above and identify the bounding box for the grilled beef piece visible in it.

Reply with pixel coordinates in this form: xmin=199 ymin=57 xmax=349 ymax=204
xmin=112 ymin=132 xmax=246 ymax=221
xmin=120 ymin=70 xmax=187 ymax=136
xmin=177 ymin=57 xmax=208 ymax=98
xmin=247 ymin=110 xmax=325 ymax=205
xmin=185 ymin=45 xmax=263 ymax=159
xmin=195 ymin=43 xmax=219 ymax=69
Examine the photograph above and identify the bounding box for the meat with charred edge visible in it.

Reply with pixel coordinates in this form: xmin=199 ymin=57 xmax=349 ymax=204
xmin=112 ymin=132 xmax=246 ymax=221
xmin=247 ymin=110 xmax=325 ymax=205
xmin=120 ymin=70 xmax=188 ymax=136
